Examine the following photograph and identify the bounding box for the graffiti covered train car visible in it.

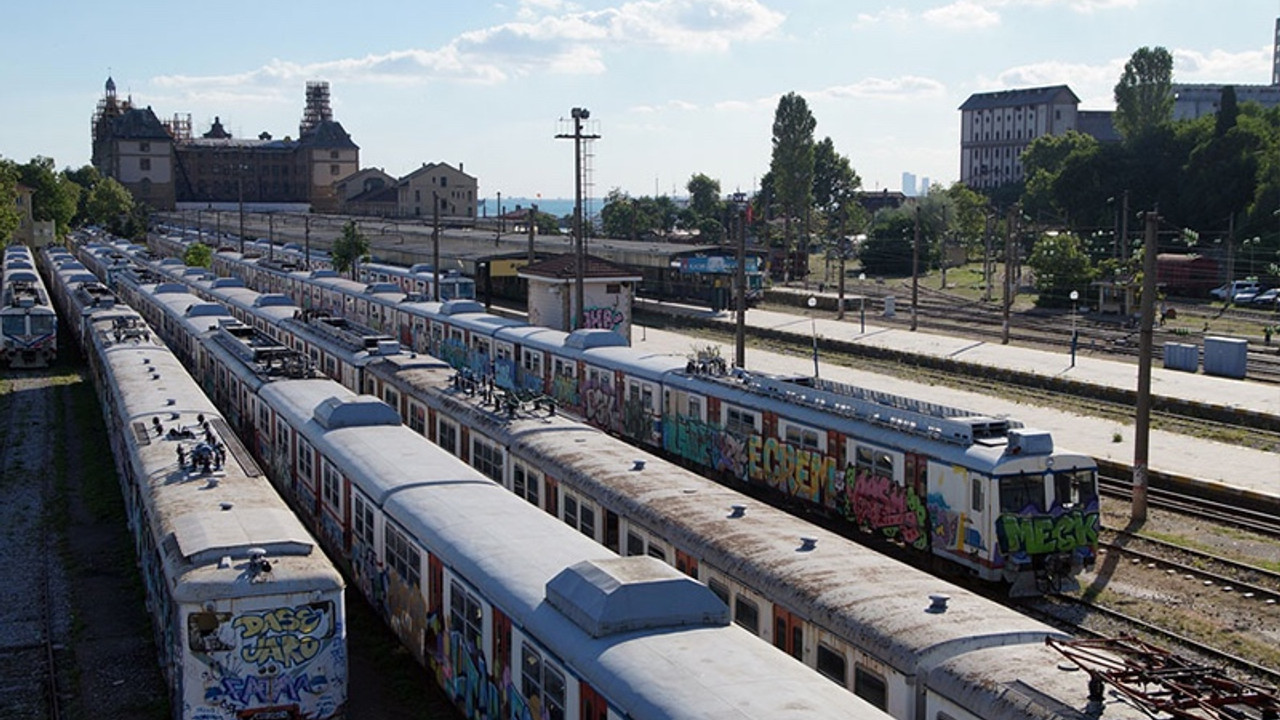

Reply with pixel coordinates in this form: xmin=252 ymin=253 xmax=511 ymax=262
xmin=146 ymin=231 xmax=1101 ymax=596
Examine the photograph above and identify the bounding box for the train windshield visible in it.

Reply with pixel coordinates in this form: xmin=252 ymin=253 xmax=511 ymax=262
xmin=2 ymin=316 xmax=26 ymax=336
xmin=1053 ymin=469 xmax=1098 ymax=509
xmin=30 ymin=315 xmax=56 ymax=336
xmin=999 ymin=475 xmax=1045 ymax=514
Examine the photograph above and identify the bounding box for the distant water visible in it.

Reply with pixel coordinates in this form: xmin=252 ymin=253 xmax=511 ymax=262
xmin=479 ymin=197 xmax=582 ymax=219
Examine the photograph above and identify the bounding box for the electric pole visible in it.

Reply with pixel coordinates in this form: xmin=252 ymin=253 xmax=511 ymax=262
xmin=556 ymin=108 xmax=600 ymax=331
xmin=1132 ymin=210 xmax=1159 ymax=523
xmin=432 ymin=191 xmax=441 ymax=302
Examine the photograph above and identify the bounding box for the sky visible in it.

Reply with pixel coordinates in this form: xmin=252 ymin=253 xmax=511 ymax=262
xmin=1 ymin=1 xmax=1277 ymax=202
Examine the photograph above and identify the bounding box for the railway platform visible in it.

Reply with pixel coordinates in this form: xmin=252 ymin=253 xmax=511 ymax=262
xmin=632 ymin=298 xmax=1279 ymax=510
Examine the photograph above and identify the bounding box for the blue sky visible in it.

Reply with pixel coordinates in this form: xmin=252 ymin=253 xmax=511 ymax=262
xmin=1 ymin=1 xmax=1275 ymax=201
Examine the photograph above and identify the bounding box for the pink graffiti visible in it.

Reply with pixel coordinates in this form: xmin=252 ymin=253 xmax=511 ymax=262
xmin=851 ymin=470 xmax=922 ymax=546
xmin=582 ymin=306 xmax=624 ymax=330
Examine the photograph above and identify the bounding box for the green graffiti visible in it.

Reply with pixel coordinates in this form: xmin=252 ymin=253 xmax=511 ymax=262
xmin=997 ymin=509 xmax=1099 ymax=556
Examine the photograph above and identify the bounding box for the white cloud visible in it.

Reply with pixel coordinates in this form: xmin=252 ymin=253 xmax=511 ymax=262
xmin=850 ymin=8 xmax=910 ymax=29
xmin=922 ymin=1 xmax=1000 ymax=29
xmin=1173 ymin=46 xmax=1272 ymax=83
xmin=148 ymin=0 xmax=784 ymax=98
xmin=818 ymin=76 xmax=948 ymax=100
xmin=976 ymin=58 xmax=1124 ymax=106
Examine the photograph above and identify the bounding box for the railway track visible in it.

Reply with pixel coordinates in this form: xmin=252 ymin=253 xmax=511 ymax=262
xmin=0 ymin=372 xmax=66 ymax=719
xmin=1099 ymin=531 xmax=1280 ymax=604
xmin=1098 ymin=475 xmax=1280 ymax=539
xmin=1020 ymin=593 xmax=1280 ymax=689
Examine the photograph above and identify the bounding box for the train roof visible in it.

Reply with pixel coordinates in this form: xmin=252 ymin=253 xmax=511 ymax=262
xmin=385 ymin=362 xmax=1067 ymax=677
xmin=581 ymin=345 xmax=687 ymax=379
xmin=256 ymin=378 xmax=878 ymax=719
xmin=84 ymin=313 xmax=340 ymax=602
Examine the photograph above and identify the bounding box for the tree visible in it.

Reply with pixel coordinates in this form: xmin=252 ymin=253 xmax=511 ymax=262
xmin=331 ymin=221 xmax=370 ymax=278
xmin=184 ymin=242 xmax=213 ymax=268
xmin=686 ymin=173 xmax=722 ymax=222
xmin=84 ymin=176 xmax=135 ymax=233
xmin=64 ymin=164 xmax=103 ymax=226
xmin=943 ymin=182 xmax=990 ymax=258
xmin=1026 ymin=232 xmax=1095 ymax=307
xmin=0 ymin=158 xmax=21 ymax=246
xmin=769 ymin=92 xmax=816 ymax=281
xmin=859 ymin=208 xmax=918 ymax=276
xmin=1113 ymin=46 xmax=1174 ymax=141
xmin=19 ymin=156 xmax=78 ymax=235
xmin=812 ymin=137 xmax=862 ymax=244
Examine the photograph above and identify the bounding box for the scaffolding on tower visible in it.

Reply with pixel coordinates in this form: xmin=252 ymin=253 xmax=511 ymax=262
xmin=300 ymin=81 xmax=332 ymax=136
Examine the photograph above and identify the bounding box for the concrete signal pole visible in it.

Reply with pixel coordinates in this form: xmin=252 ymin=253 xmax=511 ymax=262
xmin=1132 ymin=210 xmax=1159 ymax=523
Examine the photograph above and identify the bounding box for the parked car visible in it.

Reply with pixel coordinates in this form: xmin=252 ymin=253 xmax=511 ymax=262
xmin=1210 ymin=279 xmax=1262 ymax=302
xmin=1250 ymin=287 xmax=1280 ymax=307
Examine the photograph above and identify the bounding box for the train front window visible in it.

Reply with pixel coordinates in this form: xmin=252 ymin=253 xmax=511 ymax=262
xmin=1053 ymin=470 xmax=1098 ymax=509
xmin=30 ymin=315 xmax=55 ymax=336
xmin=2 ymin=316 xmax=24 ymax=335
xmin=999 ymin=475 xmax=1045 ymax=513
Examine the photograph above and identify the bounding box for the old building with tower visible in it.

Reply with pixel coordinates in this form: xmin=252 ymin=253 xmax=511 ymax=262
xmin=92 ymin=78 xmax=358 ymax=211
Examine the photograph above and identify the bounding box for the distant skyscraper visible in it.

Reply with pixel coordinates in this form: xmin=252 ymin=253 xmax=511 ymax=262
xmin=920 ymin=177 xmax=930 ymax=195
xmin=902 ymin=172 xmax=917 ymax=196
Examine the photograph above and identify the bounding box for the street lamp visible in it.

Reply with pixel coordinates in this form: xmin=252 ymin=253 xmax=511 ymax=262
xmin=1069 ymin=290 xmax=1079 ymax=368
xmin=807 ymin=295 xmax=819 ymax=378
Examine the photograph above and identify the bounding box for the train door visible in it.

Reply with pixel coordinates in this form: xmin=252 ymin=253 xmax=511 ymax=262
xmin=674 ymin=549 xmax=698 ymax=578
xmin=579 ymin=684 xmax=608 ymax=720
xmin=772 ymin=605 xmax=805 ymax=662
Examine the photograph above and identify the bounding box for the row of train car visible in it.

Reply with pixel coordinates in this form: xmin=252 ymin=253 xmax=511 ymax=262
xmin=40 ymin=247 xmax=348 ymax=718
xmin=78 ymin=235 xmax=1152 ymax=720
xmin=2 ymin=243 xmax=57 ymax=367
xmin=148 ymin=228 xmax=1103 ymax=599
xmin=51 ymin=240 xmax=891 ymax=720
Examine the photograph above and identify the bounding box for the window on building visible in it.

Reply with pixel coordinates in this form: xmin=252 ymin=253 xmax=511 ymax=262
xmin=330 ymin=164 xmax=341 ymax=175
xmin=140 ymin=141 xmax=150 ymax=152
xmin=384 ymin=522 xmax=421 ymax=586
xmin=140 ymin=158 xmax=151 ymax=171
xmin=330 ymin=150 xmax=339 ymax=159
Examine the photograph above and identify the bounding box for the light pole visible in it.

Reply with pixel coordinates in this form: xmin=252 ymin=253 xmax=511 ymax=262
xmin=731 ymin=192 xmax=748 ymax=368
xmin=1069 ymin=290 xmax=1079 ymax=367
xmin=807 ymin=296 xmax=819 ymax=378
xmin=556 ymin=107 xmax=600 ymax=331
xmin=858 ymin=272 xmax=867 ymax=334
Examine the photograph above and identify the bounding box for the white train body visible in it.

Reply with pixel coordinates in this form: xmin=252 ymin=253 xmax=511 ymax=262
xmin=115 ymin=236 xmax=1144 ymax=720
xmin=41 ymin=245 xmax=347 ymax=720
xmin=3 ymin=244 xmax=57 ymax=367
xmin=99 ymin=237 xmax=893 ymax=720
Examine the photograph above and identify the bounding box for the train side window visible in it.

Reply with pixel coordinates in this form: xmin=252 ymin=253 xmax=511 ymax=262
xmin=561 ymin=491 xmax=595 ymax=539
xmin=321 ymin=461 xmax=343 ymax=512
xmin=521 ymin=643 xmax=567 ymax=720
xmin=854 ymin=665 xmax=888 ymax=710
xmin=352 ymin=494 xmax=375 ymax=545
xmin=471 ymin=436 xmax=503 ymax=482
xmin=971 ymin=476 xmax=983 ymax=512
xmin=816 ymin=644 xmax=847 ymax=685
xmin=553 ymin=358 xmax=575 ymax=379
xmin=296 ymin=437 xmax=314 ymax=483
xmin=512 ymin=461 xmax=541 ymax=507
xmin=522 ymin=349 xmax=543 ymax=376
xmin=686 ymin=395 xmax=703 ymax=421
xmin=450 ymin=580 xmax=484 ymax=654
xmin=407 ymin=401 xmax=426 ymax=435
xmin=385 ymin=522 xmax=421 ymax=587
xmin=626 ymin=531 xmax=645 ymax=557
xmin=707 ymin=578 xmax=730 ymax=607
xmin=437 ymin=418 xmax=459 ymax=456
xmin=383 ymin=387 xmax=400 ymax=410
xmin=783 ymin=421 xmax=823 ymax=451
xmin=724 ymin=406 xmax=759 ymax=436
xmin=734 ymin=597 xmax=759 ymax=635
xmin=646 ymin=541 xmax=666 ymax=563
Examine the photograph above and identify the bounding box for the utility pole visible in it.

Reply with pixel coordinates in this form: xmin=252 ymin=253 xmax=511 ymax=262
xmin=556 ymin=108 xmax=599 ymax=331
xmin=1002 ymin=207 xmax=1015 ymax=344
xmin=911 ymin=205 xmax=920 ymax=331
xmin=497 ymin=190 xmax=503 ymax=235
xmin=432 ymin=191 xmax=441 ymax=302
xmin=733 ymin=193 xmax=748 ymax=368
xmin=1132 ymin=211 xmax=1158 ymax=523
xmin=528 ymin=203 xmax=538 ymax=266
